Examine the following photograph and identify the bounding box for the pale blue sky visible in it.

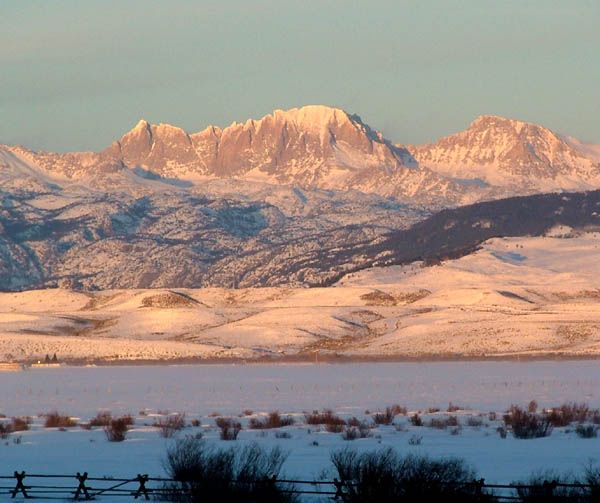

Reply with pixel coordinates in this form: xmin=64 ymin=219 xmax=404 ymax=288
xmin=1 ymin=0 xmax=599 ymax=152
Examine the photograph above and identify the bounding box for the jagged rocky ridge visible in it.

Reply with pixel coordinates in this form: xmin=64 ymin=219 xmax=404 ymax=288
xmin=1 ymin=106 xmax=600 ymax=291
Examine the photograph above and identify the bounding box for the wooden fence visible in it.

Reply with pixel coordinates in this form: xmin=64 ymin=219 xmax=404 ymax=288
xmin=0 ymin=471 xmax=597 ymax=501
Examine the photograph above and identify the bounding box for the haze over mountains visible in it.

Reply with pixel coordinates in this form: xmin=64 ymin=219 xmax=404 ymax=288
xmin=1 ymin=105 xmax=599 ymax=291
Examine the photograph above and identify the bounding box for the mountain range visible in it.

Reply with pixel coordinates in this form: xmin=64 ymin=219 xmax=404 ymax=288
xmin=1 ymin=105 xmax=599 ymax=291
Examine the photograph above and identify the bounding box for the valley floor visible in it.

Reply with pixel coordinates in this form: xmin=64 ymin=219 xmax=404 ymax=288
xmin=2 ymin=362 xmax=600 ymax=497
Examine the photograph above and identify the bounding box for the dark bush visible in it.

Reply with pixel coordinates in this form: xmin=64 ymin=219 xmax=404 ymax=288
xmin=372 ymin=407 xmax=396 ymax=425
xmin=304 ymin=410 xmax=344 ymax=427
xmin=346 ymin=417 xmax=363 ymax=427
xmin=330 ymin=448 xmax=488 ymax=502
xmin=163 ymin=438 xmax=296 ymax=502
xmin=342 ymin=422 xmax=372 ymax=441
xmin=0 ymin=423 xmax=12 ymax=439
xmin=428 ymin=416 xmax=460 ymax=429
xmin=248 ymin=412 xmax=294 ymax=430
xmin=514 ymin=472 xmax=588 ymax=502
xmin=503 ymin=406 xmax=552 ymax=439
xmin=409 ymin=414 xmax=423 ymax=427
xmin=104 ymin=417 xmax=130 ymax=442
xmin=447 ymin=403 xmax=462 ymax=413
xmin=545 ymin=403 xmax=591 ymax=427
xmin=216 ymin=418 xmax=242 ymax=441
xmin=44 ymin=411 xmax=77 ymax=428
xmin=90 ymin=411 xmax=112 ymax=427
xmin=325 ymin=422 xmax=345 ymax=433
xmin=576 ymin=424 xmax=598 ymax=439
xmin=466 ymin=417 xmax=484 ymax=427
xmin=11 ymin=417 xmax=31 ymax=432
xmin=155 ymin=413 xmax=186 ymax=438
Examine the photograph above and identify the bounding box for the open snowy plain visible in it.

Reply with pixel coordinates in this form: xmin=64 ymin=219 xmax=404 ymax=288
xmin=2 ymin=362 xmax=600 ymax=494
xmin=2 ymin=230 xmax=600 ymax=362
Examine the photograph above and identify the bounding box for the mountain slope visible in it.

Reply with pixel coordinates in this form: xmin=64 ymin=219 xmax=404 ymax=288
xmin=407 ymin=115 xmax=600 ymax=191
xmin=4 ymin=106 xmax=493 ymax=208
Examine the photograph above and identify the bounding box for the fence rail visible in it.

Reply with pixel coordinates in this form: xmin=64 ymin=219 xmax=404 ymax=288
xmin=1 ymin=471 xmax=599 ymax=501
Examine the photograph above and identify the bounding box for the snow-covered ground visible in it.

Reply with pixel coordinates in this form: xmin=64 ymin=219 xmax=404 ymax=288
xmin=2 ymin=362 xmax=600 ymax=495
xmin=2 ymin=232 xmax=600 ymax=361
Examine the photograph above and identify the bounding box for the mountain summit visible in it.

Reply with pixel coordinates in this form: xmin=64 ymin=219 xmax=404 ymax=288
xmin=407 ymin=115 xmax=600 ymax=190
xmin=104 ymin=105 xmax=414 ymax=187
xmin=3 ymin=106 xmax=599 ymax=207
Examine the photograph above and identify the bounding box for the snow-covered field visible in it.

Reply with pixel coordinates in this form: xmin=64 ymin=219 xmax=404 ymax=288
xmin=2 ymin=362 xmax=600 ymax=493
xmin=2 ymin=232 xmax=600 ymax=361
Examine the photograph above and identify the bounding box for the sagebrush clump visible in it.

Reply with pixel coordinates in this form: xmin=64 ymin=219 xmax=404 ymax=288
xmin=163 ymin=438 xmax=296 ymax=502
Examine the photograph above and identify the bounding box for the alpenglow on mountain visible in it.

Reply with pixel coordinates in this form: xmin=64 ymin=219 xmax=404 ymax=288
xmin=1 ymin=105 xmax=599 ymax=291
xmin=6 ymin=105 xmax=600 ymax=205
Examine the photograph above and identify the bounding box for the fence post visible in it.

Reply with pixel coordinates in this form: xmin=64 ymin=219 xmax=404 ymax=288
xmin=543 ymin=479 xmax=557 ymax=498
xmin=133 ymin=474 xmax=150 ymax=500
xmin=11 ymin=471 xmax=29 ymax=499
xmin=74 ymin=472 xmax=91 ymax=500
xmin=333 ymin=478 xmax=350 ymax=502
xmin=474 ymin=478 xmax=485 ymax=500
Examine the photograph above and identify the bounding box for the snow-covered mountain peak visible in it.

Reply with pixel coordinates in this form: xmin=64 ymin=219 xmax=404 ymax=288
xmin=271 ymin=105 xmax=351 ymax=130
xmin=408 ymin=114 xmax=599 ymax=189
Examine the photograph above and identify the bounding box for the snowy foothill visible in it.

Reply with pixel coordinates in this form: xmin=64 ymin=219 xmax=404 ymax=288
xmin=2 ymin=362 xmax=600 ymax=492
xmin=3 ymin=233 xmax=600 ymax=362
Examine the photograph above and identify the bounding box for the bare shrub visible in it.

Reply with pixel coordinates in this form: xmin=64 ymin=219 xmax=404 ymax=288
xmin=447 ymin=403 xmax=462 ymax=413
xmin=304 ymin=410 xmax=344 ymax=427
xmin=342 ymin=427 xmax=360 ymax=441
xmin=513 ymin=471 xmax=587 ymax=502
xmin=466 ymin=417 xmax=484 ymax=428
xmin=248 ymin=412 xmax=294 ymax=430
xmin=427 ymin=407 xmax=440 ymax=414
xmin=163 ymin=438 xmax=296 ymax=502
xmin=44 ymin=411 xmax=77 ymax=428
xmin=497 ymin=426 xmax=507 ymax=439
xmin=90 ymin=411 xmax=112 ymax=427
xmin=545 ymin=402 xmax=591 ymax=427
xmin=409 ymin=414 xmax=423 ymax=427
xmin=155 ymin=413 xmax=186 ymax=438
xmin=104 ymin=417 xmax=130 ymax=442
xmin=488 ymin=412 xmax=497 ymax=422
xmin=215 ymin=418 xmax=242 ymax=441
xmin=346 ymin=417 xmax=363 ymax=427
xmin=275 ymin=431 xmax=291 ymax=439
xmin=330 ymin=448 xmax=486 ymax=501
xmin=11 ymin=417 xmax=31 ymax=432
xmin=325 ymin=422 xmax=345 ymax=433
xmin=342 ymin=422 xmax=372 ymax=441
xmin=190 ymin=419 xmax=201 ymax=427
xmin=242 ymin=410 xmax=254 ymax=416
xmin=527 ymin=400 xmax=538 ymax=414
xmin=576 ymin=424 xmax=599 ymax=439
xmin=0 ymin=423 xmax=12 ymax=439
xmin=389 ymin=405 xmax=408 ymax=416
xmin=503 ymin=406 xmax=552 ymax=439
xmin=372 ymin=407 xmax=396 ymax=425
xmin=408 ymin=435 xmax=422 ymax=445
xmin=428 ymin=416 xmax=460 ymax=430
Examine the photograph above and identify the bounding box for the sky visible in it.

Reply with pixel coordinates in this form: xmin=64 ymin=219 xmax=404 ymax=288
xmin=1 ymin=0 xmax=599 ymax=152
